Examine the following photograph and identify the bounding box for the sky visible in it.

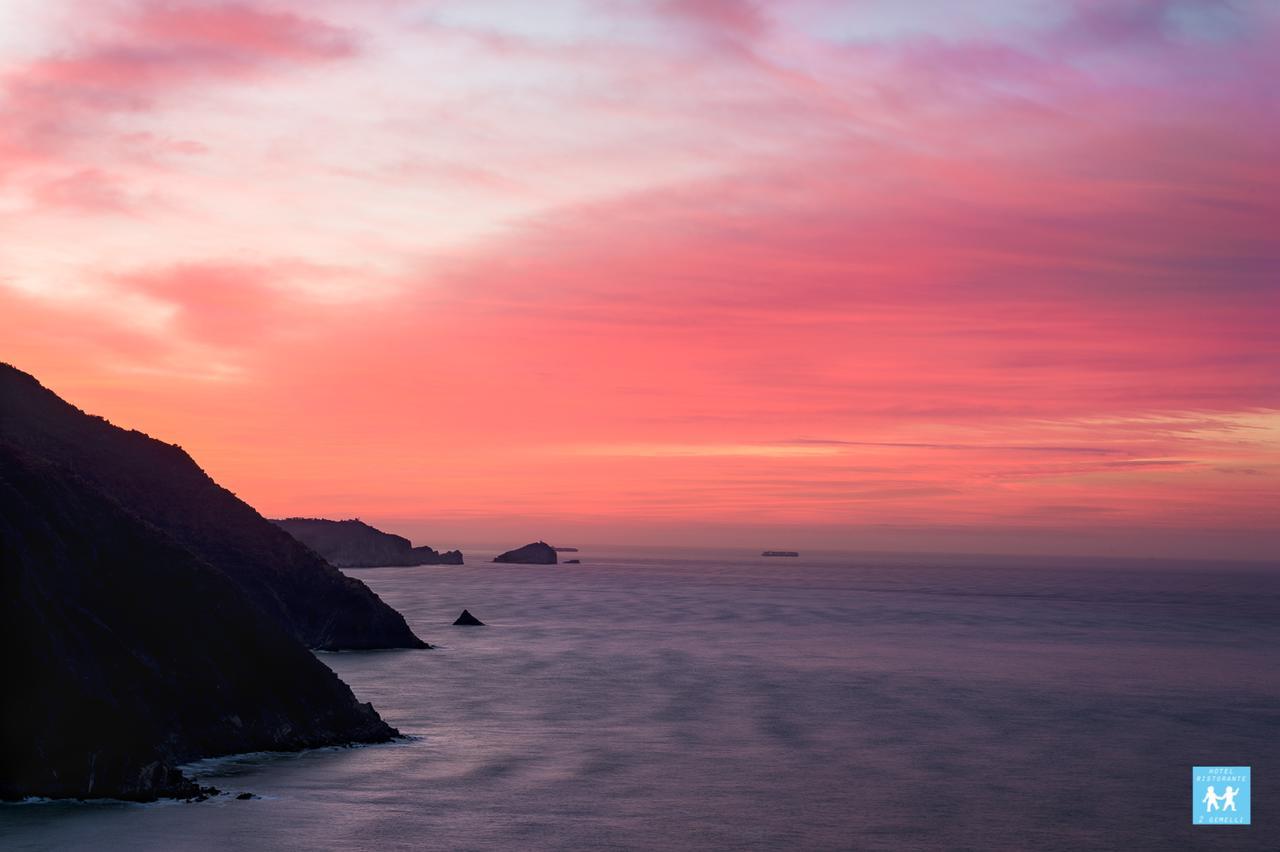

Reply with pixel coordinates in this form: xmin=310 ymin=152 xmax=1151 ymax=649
xmin=1 ymin=0 xmax=1277 ymax=559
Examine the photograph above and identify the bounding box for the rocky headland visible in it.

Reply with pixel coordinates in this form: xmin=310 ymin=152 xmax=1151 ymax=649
xmin=274 ymin=517 xmax=463 ymax=567
xmin=0 ymin=364 xmax=426 ymax=652
xmin=0 ymin=364 xmax=423 ymax=801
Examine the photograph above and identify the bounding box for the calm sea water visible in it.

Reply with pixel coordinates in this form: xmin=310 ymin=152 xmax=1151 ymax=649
xmin=3 ymin=549 xmax=1278 ymax=851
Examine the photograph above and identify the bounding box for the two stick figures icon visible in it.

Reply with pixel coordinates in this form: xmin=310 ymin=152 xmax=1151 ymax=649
xmin=1202 ymin=786 xmax=1240 ymax=812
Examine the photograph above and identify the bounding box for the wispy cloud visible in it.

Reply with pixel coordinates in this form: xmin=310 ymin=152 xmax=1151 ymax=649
xmin=1 ymin=0 xmax=1276 ymax=556
xmin=777 ymin=439 xmax=1130 ymax=455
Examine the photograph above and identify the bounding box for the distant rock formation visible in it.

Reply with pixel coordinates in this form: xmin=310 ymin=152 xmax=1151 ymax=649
xmin=0 ymin=440 xmax=398 ymax=802
xmin=274 ymin=518 xmax=463 ymax=567
xmin=564 ymin=559 xmax=581 ymax=564
xmin=0 ymin=364 xmax=426 ymax=652
xmin=452 ymin=609 xmax=485 ymax=626
xmin=493 ymin=541 xmax=557 ymax=564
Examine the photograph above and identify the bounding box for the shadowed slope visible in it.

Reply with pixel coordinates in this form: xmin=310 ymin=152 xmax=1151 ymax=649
xmin=0 ymin=445 xmax=398 ymax=801
xmin=0 ymin=364 xmax=426 ymax=650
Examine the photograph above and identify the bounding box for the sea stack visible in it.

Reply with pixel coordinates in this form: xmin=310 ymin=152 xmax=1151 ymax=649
xmin=453 ymin=609 xmax=485 ymax=626
xmin=493 ymin=541 xmax=558 ymax=564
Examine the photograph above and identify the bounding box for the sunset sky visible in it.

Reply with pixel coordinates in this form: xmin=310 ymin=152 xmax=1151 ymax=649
xmin=2 ymin=0 xmax=1277 ymax=558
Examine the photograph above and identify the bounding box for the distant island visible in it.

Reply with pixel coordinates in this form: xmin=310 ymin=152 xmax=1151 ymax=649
xmin=274 ymin=517 xmax=463 ymax=566
xmin=494 ymin=541 xmax=558 ymax=564
xmin=762 ymin=551 xmax=800 ymax=557
xmin=0 ymin=364 xmax=418 ymax=801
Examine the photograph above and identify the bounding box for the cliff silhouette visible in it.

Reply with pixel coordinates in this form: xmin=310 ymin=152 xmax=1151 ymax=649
xmin=275 ymin=517 xmax=463 ymax=566
xmin=0 ymin=364 xmax=426 ymax=651
xmin=0 ymin=436 xmax=400 ymax=801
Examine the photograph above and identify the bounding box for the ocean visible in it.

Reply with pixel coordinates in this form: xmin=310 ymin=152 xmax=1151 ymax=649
xmin=3 ymin=549 xmax=1277 ymax=850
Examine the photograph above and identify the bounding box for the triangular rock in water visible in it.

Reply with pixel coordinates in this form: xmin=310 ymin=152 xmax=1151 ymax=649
xmin=453 ymin=609 xmax=485 ymax=626
xmin=492 ymin=541 xmax=557 ymax=564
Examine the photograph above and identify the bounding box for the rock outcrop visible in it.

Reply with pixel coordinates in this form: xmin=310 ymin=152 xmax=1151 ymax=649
xmin=274 ymin=517 xmax=463 ymax=566
xmin=0 ymin=444 xmax=398 ymax=801
xmin=0 ymin=364 xmax=426 ymax=651
xmin=452 ymin=609 xmax=485 ymax=626
xmin=493 ymin=541 xmax=557 ymax=564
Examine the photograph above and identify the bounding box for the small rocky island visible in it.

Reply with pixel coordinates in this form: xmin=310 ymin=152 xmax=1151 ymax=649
xmin=493 ymin=541 xmax=558 ymax=564
xmin=453 ymin=609 xmax=485 ymax=626
xmin=274 ymin=517 xmax=463 ymax=566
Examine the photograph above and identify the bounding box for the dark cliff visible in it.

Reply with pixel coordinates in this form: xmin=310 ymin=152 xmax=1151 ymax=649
xmin=275 ymin=518 xmax=463 ymax=566
xmin=0 ymin=445 xmax=398 ymax=801
xmin=0 ymin=364 xmax=426 ymax=651
xmin=493 ymin=541 xmax=558 ymax=564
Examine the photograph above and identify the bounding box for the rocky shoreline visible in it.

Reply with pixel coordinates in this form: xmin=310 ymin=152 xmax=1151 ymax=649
xmin=0 ymin=364 xmax=420 ymax=801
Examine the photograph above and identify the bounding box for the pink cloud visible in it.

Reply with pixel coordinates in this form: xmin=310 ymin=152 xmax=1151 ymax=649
xmin=117 ymin=263 xmax=287 ymax=345
xmin=1 ymin=0 xmax=1276 ymax=557
xmin=661 ymin=0 xmax=771 ymax=38
xmin=0 ymin=2 xmax=356 ymax=164
xmin=109 ymin=260 xmax=370 ymax=346
xmin=128 ymin=2 xmax=355 ymax=62
xmin=31 ymin=168 xmax=136 ymax=213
